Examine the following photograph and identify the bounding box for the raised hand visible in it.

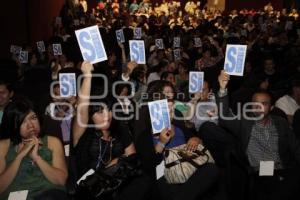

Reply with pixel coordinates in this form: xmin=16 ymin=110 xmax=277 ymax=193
xmin=218 ymin=70 xmax=230 ymax=90
xmin=81 ymin=61 xmax=94 ymax=75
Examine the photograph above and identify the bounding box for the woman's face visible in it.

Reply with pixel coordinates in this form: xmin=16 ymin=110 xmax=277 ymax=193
xmin=163 ymin=85 xmax=174 ymax=100
xmin=166 ymin=73 xmax=175 ymax=86
xmin=178 ymin=65 xmax=187 ymax=74
xmin=20 ymin=111 xmax=40 ymax=139
xmin=92 ymin=106 xmax=112 ymax=130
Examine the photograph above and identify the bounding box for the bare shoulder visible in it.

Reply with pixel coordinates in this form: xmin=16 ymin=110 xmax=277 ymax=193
xmin=0 ymin=139 xmax=10 ymax=157
xmin=46 ymin=136 xmax=63 ymax=151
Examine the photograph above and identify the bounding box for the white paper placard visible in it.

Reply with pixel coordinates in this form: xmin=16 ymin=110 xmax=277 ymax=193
xmin=259 ymin=161 xmax=274 ymax=176
xmin=59 ymin=73 xmax=77 ymax=97
xmin=8 ymin=190 xmax=28 ymax=200
xmin=224 ymin=44 xmax=247 ymax=76
xmin=129 ymin=40 xmax=146 ymax=64
xmin=148 ymin=99 xmax=171 ymax=134
xmin=189 ymin=72 xmax=204 ymax=93
xmin=75 ymin=25 xmax=108 ymax=64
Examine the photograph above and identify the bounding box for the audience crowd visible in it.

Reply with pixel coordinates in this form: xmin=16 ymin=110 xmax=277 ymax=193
xmin=0 ymin=0 xmax=300 ymax=200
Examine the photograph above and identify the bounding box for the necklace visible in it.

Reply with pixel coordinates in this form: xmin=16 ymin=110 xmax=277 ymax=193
xmin=96 ymin=137 xmax=113 ymax=169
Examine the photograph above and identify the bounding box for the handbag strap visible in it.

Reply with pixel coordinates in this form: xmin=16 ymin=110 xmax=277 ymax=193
xmin=164 ymin=147 xmax=210 ymax=169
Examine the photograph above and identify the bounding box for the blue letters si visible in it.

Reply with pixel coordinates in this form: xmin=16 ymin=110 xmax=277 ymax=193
xmin=79 ymin=31 xmax=96 ymax=61
xmin=225 ymin=47 xmax=237 ymax=73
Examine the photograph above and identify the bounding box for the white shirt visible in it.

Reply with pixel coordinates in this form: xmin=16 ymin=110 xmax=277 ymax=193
xmin=147 ymin=72 xmax=160 ymax=85
xmin=275 ymin=95 xmax=300 ymax=116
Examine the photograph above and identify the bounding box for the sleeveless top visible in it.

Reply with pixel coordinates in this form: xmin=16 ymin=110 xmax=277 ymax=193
xmin=0 ymin=136 xmax=64 ymax=200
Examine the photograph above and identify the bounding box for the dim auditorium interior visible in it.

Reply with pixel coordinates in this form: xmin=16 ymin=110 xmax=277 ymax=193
xmin=0 ymin=0 xmax=300 ymax=200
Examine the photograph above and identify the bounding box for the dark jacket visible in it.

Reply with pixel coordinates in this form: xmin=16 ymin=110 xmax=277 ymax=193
xmin=216 ymin=93 xmax=300 ymax=170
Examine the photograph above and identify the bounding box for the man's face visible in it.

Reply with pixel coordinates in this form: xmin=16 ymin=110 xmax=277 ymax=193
xmin=251 ymin=93 xmax=272 ymax=118
xmin=264 ymin=59 xmax=275 ymax=72
xmin=0 ymin=85 xmax=12 ymax=109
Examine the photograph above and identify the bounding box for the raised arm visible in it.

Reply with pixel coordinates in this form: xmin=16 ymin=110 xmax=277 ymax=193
xmin=73 ymin=61 xmax=94 ymax=147
xmin=216 ymin=70 xmax=240 ymax=135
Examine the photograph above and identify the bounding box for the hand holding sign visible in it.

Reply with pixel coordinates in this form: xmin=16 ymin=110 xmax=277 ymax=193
xmin=81 ymin=61 xmax=94 ymax=74
xmin=75 ymin=25 xmax=107 ymax=64
xmin=129 ymin=40 xmax=145 ymax=64
xmin=224 ymin=45 xmax=247 ymax=76
xmin=218 ymin=70 xmax=230 ymax=90
xmin=189 ymin=72 xmax=204 ymax=93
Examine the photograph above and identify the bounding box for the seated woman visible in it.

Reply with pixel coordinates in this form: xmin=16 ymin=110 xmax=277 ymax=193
xmin=134 ymin=80 xmax=220 ymax=200
xmin=0 ymin=99 xmax=68 ymax=200
xmin=72 ymin=62 xmax=150 ymax=200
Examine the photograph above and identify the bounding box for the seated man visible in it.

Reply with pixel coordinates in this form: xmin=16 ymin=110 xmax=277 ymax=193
xmin=217 ymin=70 xmax=300 ymax=200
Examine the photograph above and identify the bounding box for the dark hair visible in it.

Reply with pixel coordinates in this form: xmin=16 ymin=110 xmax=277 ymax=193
xmin=161 ymin=71 xmax=174 ymax=80
xmin=252 ymin=89 xmax=273 ymax=104
xmin=0 ymin=80 xmax=14 ymax=92
xmin=0 ymin=98 xmax=36 ymax=144
xmin=146 ymin=80 xmax=175 ymax=102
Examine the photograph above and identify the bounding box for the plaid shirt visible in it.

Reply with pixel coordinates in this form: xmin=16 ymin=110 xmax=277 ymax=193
xmin=246 ymin=118 xmax=283 ymax=171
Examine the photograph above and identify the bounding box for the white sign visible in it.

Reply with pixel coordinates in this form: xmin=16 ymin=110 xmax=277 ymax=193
xmin=259 ymin=161 xmax=274 ymax=176
xmin=156 ymin=161 xmax=165 ymax=180
xmin=53 ymin=44 xmax=62 ymax=56
xmin=194 ymin=37 xmax=202 ymax=47
xmin=36 ymin=41 xmax=45 ymax=53
xmin=59 ymin=73 xmax=77 ymax=97
xmin=155 ymin=39 xmax=164 ymax=49
xmin=133 ymin=27 xmax=142 ymax=39
xmin=116 ymin=29 xmax=125 ymax=43
xmin=75 ymin=25 xmax=108 ymax=64
xmin=173 ymin=49 xmax=181 ymax=61
xmin=19 ymin=51 xmax=28 ymax=64
xmin=224 ymin=45 xmax=247 ymax=76
xmin=129 ymin=40 xmax=146 ymax=64
xmin=189 ymin=72 xmax=204 ymax=93
xmin=173 ymin=37 xmax=180 ymax=48
xmin=148 ymin=99 xmax=171 ymax=134
xmin=77 ymin=169 xmax=95 ymax=185
xmin=8 ymin=190 xmax=28 ymax=200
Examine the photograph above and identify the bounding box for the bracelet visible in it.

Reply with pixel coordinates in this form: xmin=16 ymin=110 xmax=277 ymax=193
xmin=157 ymin=141 xmax=166 ymax=149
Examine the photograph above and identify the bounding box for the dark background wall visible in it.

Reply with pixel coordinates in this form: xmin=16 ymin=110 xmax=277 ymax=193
xmin=0 ymin=0 xmax=64 ymax=60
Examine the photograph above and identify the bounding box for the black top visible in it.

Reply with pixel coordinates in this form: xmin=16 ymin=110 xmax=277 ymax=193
xmin=74 ymin=125 xmax=132 ymax=177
